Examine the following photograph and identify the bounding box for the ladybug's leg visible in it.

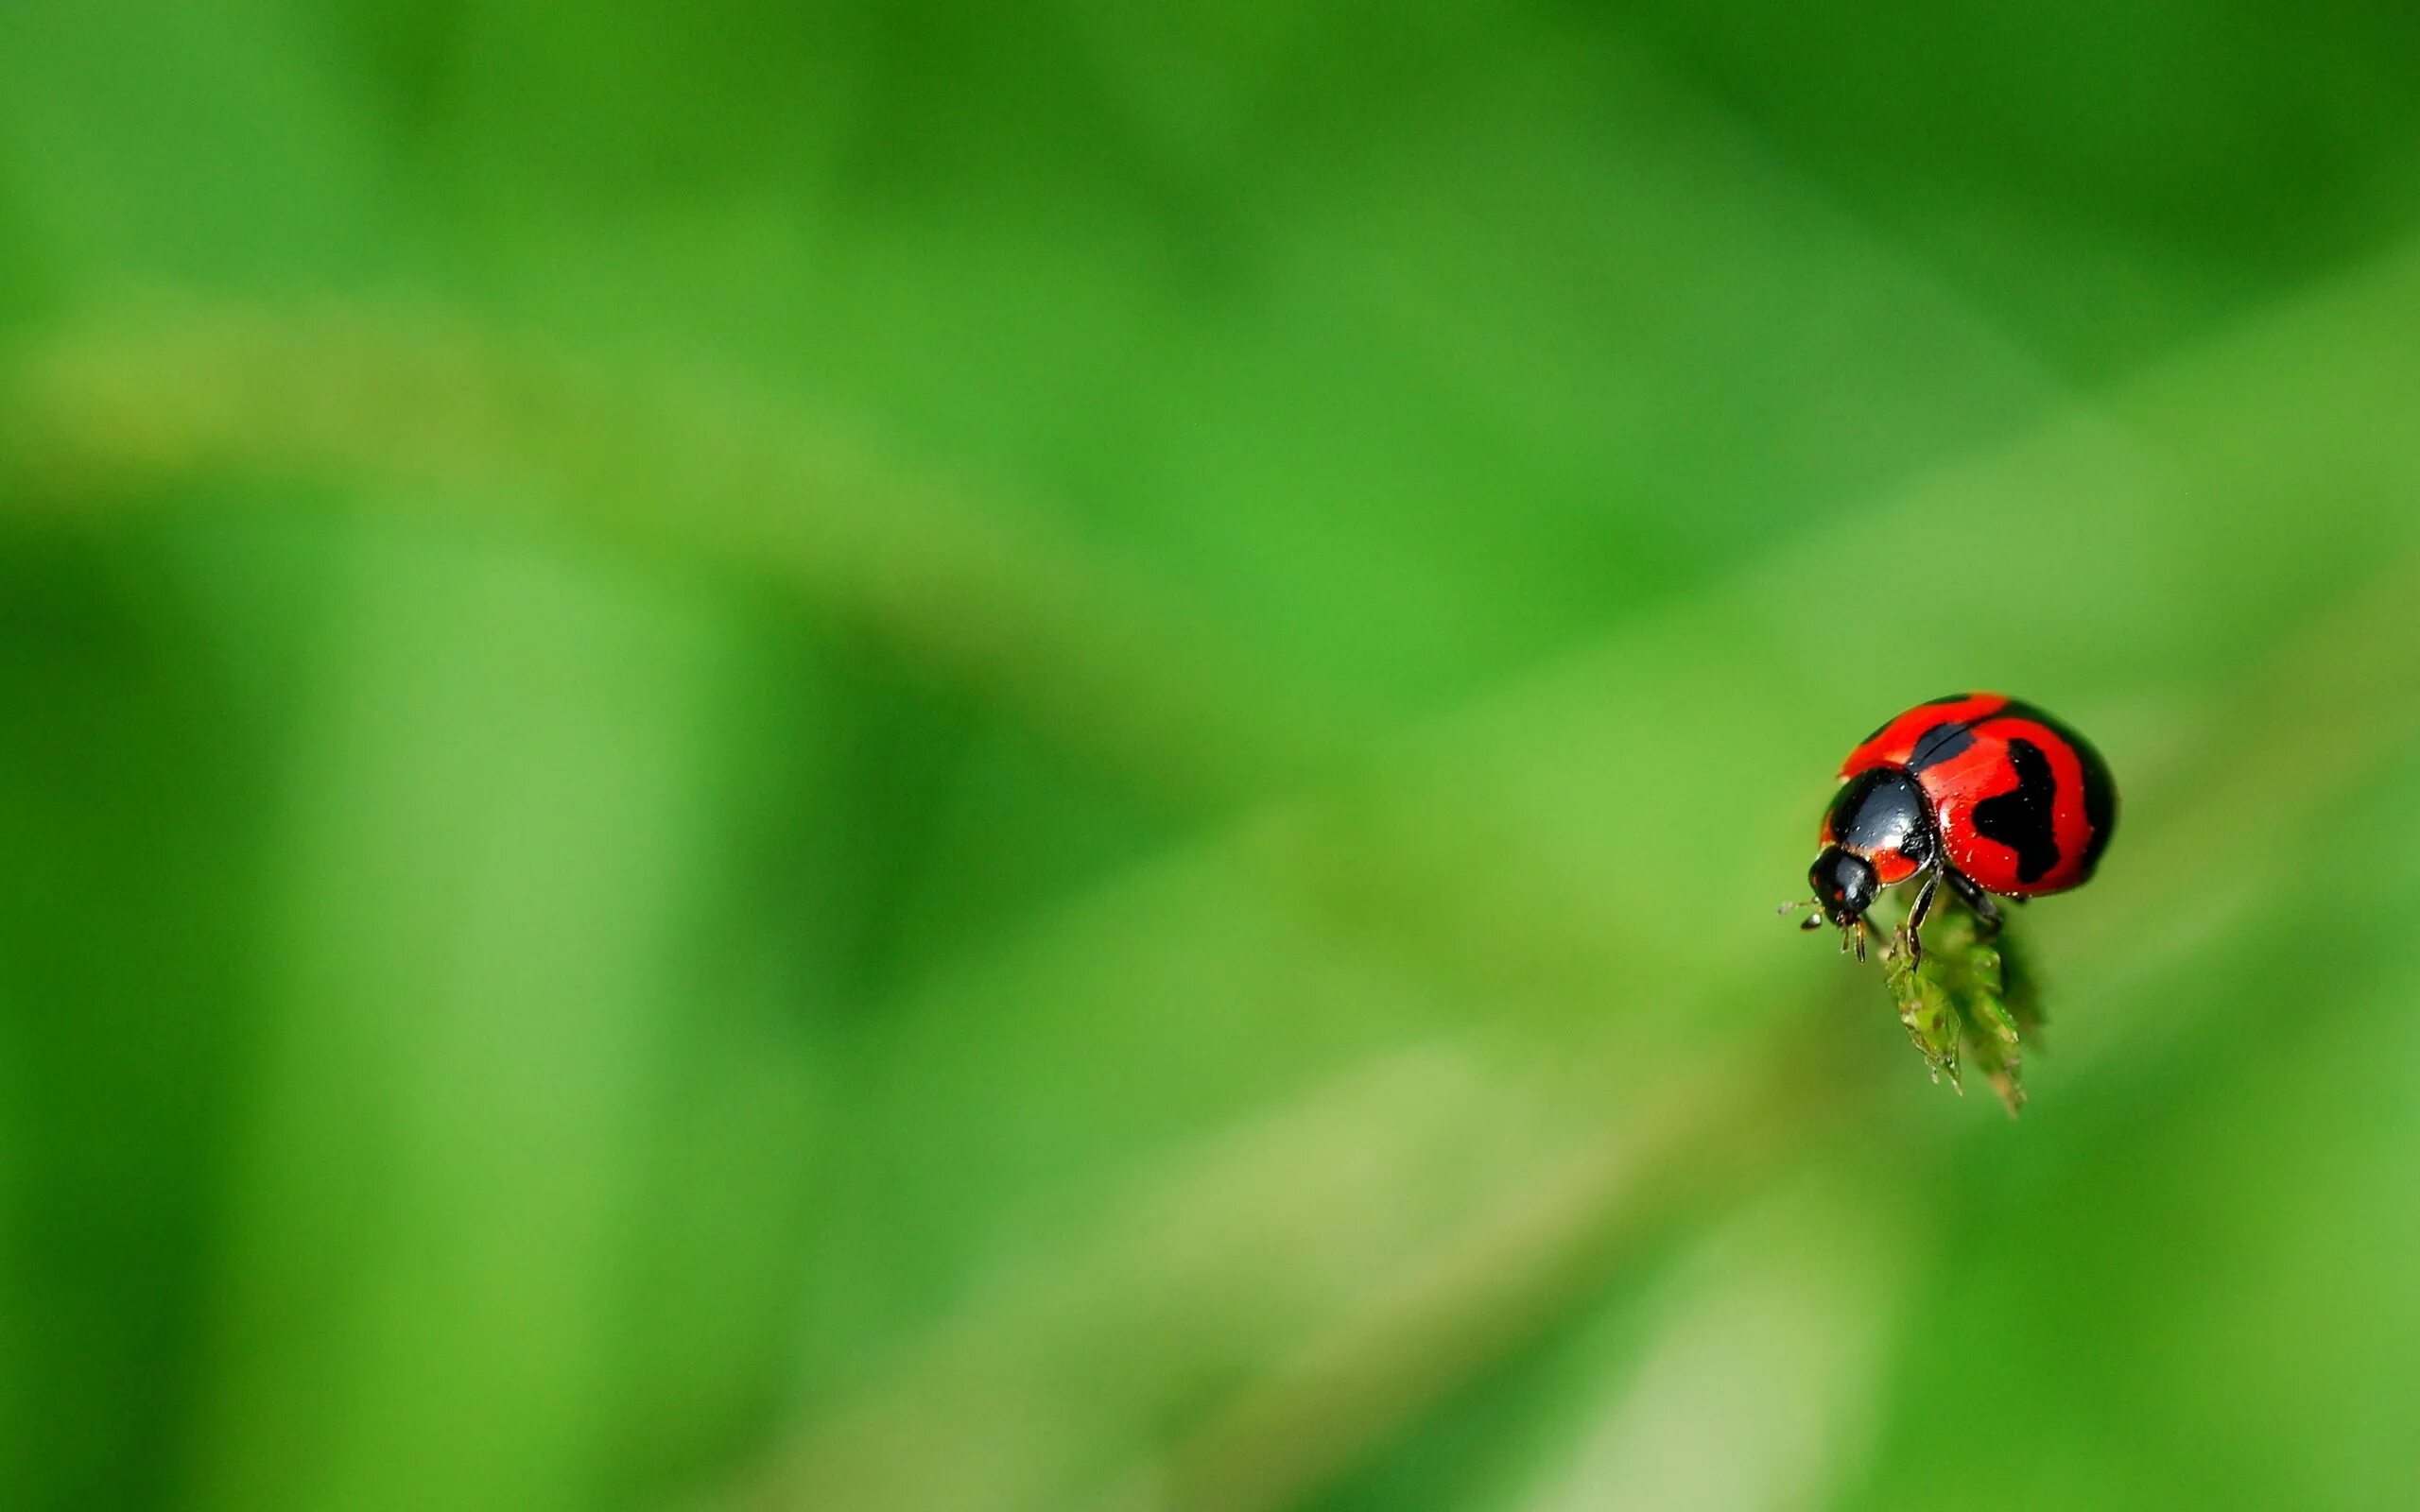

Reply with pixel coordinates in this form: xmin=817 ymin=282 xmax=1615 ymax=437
xmin=1903 ymin=868 xmax=1941 ymax=964
xmin=1945 ymin=869 xmax=2004 ymax=937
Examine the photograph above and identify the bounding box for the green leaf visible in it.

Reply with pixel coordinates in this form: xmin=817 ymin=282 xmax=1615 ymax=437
xmin=1879 ymin=899 xmax=2046 ymax=1116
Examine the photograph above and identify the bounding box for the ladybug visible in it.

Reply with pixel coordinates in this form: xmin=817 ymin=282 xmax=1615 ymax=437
xmin=1793 ymin=693 xmax=2117 ymax=961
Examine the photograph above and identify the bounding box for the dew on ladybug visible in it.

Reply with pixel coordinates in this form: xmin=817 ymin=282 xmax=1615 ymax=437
xmin=1784 ymin=693 xmax=2117 ymax=963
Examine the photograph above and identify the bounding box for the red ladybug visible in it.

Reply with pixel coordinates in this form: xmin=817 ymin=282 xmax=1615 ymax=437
xmin=1795 ymin=693 xmax=2117 ymax=960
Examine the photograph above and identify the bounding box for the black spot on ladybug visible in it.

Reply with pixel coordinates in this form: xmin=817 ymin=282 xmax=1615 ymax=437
xmin=1970 ymin=737 xmax=2061 ymax=884
xmin=1907 ymin=720 xmax=1975 ymax=772
xmin=2079 ymin=739 xmax=2117 ymax=872
xmin=1998 ymin=699 xmax=2118 ymax=878
xmin=1922 ymin=693 xmax=1975 ymax=706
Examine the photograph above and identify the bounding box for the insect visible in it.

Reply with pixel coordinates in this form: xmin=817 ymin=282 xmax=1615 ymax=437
xmin=1787 ymin=693 xmax=2117 ymax=962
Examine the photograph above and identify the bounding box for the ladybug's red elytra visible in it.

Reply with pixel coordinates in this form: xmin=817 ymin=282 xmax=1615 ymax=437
xmin=1794 ymin=693 xmax=2117 ymax=961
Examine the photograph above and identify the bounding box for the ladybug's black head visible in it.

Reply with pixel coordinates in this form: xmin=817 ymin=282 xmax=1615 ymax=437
xmin=1808 ymin=847 xmax=1877 ymax=929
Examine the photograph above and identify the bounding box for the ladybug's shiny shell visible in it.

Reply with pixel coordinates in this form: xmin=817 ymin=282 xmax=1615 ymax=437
xmin=1831 ymin=692 xmax=2117 ymax=897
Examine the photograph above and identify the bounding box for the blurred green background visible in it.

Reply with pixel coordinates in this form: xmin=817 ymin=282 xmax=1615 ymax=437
xmin=6 ymin=5 xmax=2420 ymax=1510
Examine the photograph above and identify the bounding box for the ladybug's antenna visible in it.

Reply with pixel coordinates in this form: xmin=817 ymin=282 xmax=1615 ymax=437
xmin=1782 ymin=896 xmax=1862 ymax=951
xmin=1780 ymin=899 xmax=1829 ymax=932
